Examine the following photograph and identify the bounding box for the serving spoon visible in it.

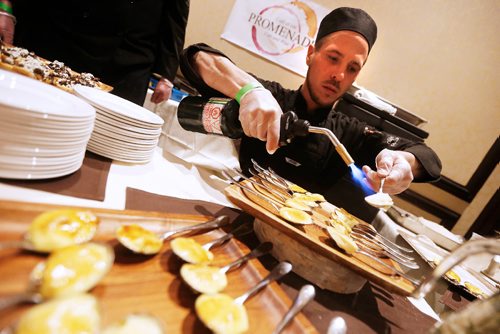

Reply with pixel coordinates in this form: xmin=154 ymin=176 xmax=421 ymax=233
xmin=0 ymin=242 xmax=114 ymax=311
xmin=180 ymin=242 xmax=273 ymax=294
xmin=171 ymin=222 xmax=254 ymax=264
xmin=0 ymin=209 xmax=99 ymax=254
xmin=364 ymin=178 xmax=394 ymax=211
xmin=116 ymin=215 xmax=230 ymax=255
xmin=195 ymin=261 xmax=293 ymax=334
xmin=273 ymin=284 xmax=316 ymax=334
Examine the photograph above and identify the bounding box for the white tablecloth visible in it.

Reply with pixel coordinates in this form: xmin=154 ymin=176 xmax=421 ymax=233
xmin=0 ymin=147 xmax=235 ymax=210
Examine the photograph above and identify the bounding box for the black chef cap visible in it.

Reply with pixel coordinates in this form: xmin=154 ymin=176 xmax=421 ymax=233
xmin=316 ymin=7 xmax=377 ymax=51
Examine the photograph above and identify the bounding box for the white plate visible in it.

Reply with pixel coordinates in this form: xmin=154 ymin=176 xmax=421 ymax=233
xmin=92 ymin=127 xmax=159 ymax=146
xmin=2 ymin=120 xmax=93 ymax=138
xmin=0 ymin=131 xmax=91 ymax=147
xmin=74 ymin=85 xmax=164 ymax=126
xmin=0 ymin=108 xmax=95 ymax=127
xmin=95 ymin=108 xmax=162 ymax=130
xmin=0 ymin=160 xmax=83 ymax=179
xmin=94 ymin=120 xmax=160 ymax=140
xmin=86 ymin=144 xmax=153 ymax=164
xmin=89 ymin=132 xmax=158 ymax=150
xmin=0 ymin=151 xmax=85 ymax=167
xmin=0 ymin=69 xmax=95 ymax=119
xmin=0 ymin=142 xmax=84 ymax=157
xmin=95 ymin=114 xmax=162 ymax=135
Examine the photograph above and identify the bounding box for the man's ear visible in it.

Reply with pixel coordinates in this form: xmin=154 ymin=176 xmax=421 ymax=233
xmin=306 ymin=44 xmax=315 ymax=66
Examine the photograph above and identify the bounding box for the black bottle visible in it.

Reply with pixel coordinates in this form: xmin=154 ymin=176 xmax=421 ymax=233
xmin=177 ymin=95 xmax=310 ymax=144
xmin=177 ymin=96 xmax=243 ymax=139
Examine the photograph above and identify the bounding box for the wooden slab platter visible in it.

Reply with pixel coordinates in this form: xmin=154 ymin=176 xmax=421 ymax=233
xmin=224 ymin=183 xmax=416 ymax=296
xmin=0 ymin=200 xmax=317 ymax=333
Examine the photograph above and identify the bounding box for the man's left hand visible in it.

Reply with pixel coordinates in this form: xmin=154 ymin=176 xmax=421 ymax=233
xmin=362 ymin=149 xmax=415 ymax=194
xmin=150 ymin=78 xmax=173 ymax=104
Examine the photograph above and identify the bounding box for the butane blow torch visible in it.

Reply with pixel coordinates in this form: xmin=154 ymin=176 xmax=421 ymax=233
xmin=279 ymin=111 xmax=355 ymax=167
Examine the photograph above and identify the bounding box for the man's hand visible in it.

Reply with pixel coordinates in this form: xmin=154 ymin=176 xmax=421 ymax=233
xmin=0 ymin=12 xmax=15 ymax=44
xmin=238 ymin=88 xmax=282 ymax=154
xmin=150 ymin=78 xmax=173 ymax=104
xmin=362 ymin=149 xmax=416 ymax=194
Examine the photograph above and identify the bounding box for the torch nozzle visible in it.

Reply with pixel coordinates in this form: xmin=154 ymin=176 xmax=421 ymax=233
xmin=335 ymin=144 xmax=355 ymax=166
xmin=308 ymin=126 xmax=355 ymax=167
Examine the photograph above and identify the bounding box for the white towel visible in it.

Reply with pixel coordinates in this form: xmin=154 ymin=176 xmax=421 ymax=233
xmin=144 ymin=92 xmax=240 ymax=173
xmin=353 ymin=88 xmax=398 ymax=115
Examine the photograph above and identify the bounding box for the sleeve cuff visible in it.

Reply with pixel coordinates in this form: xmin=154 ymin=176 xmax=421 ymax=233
xmin=405 ymin=145 xmax=442 ymax=182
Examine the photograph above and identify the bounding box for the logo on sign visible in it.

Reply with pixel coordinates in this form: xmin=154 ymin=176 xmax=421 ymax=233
xmin=248 ymin=1 xmax=318 ymax=56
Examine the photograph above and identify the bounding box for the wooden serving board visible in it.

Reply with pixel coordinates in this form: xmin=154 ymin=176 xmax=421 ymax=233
xmin=225 ymin=185 xmax=416 ymax=296
xmin=0 ymin=200 xmax=316 ymax=334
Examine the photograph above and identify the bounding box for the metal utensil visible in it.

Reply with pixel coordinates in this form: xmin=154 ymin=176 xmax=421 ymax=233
xmin=0 ymin=261 xmax=44 ymax=311
xmin=355 ymin=248 xmax=421 ymax=286
xmin=0 ymin=243 xmax=114 ymax=311
xmin=195 ymin=261 xmax=293 ymax=333
xmin=273 ymin=284 xmax=315 ymax=334
xmin=353 ymin=223 xmax=414 ymax=253
xmin=181 ymin=242 xmax=273 ymax=294
xmin=220 ymin=170 xmax=283 ymax=213
xmin=224 ymin=171 xmax=330 ymax=228
xmin=201 ymin=222 xmax=254 ymax=250
xmin=232 ymin=168 xmax=290 ymax=203
xmin=117 ymin=215 xmax=230 ymax=254
xmin=172 ymin=222 xmax=254 ymax=264
xmin=350 ymin=232 xmax=419 ymax=269
xmin=234 ymin=261 xmax=293 ymax=305
xmin=251 ymin=160 xmax=292 ymax=193
xmin=352 ymin=237 xmax=419 ymax=269
xmin=327 ymin=316 xmax=347 ymax=334
xmin=364 ymin=178 xmax=394 ymax=211
xmin=160 ymin=215 xmax=230 ymax=240
xmin=351 ymin=229 xmax=416 ymax=261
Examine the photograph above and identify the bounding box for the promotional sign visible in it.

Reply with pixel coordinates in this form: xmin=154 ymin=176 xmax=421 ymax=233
xmin=221 ymin=0 xmax=330 ymax=77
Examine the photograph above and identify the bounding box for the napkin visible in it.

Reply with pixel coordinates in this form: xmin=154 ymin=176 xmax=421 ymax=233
xmin=351 ymin=87 xmax=397 ymax=115
xmin=388 ymin=206 xmax=464 ymax=251
xmin=144 ymin=98 xmax=240 ymax=173
xmin=125 ymin=187 xmax=252 ymax=225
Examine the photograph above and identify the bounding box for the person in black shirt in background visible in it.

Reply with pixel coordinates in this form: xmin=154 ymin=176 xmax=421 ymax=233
xmin=179 ymin=7 xmax=441 ymax=219
xmin=2 ymin=0 xmax=189 ymax=106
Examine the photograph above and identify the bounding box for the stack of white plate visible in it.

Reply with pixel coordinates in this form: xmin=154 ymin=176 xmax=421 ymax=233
xmin=0 ymin=69 xmax=95 ymax=180
xmin=73 ymin=85 xmax=164 ymax=164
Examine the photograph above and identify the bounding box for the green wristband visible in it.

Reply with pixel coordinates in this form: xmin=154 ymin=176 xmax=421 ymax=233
xmin=235 ymin=82 xmax=264 ymax=104
xmin=0 ymin=2 xmax=13 ymax=14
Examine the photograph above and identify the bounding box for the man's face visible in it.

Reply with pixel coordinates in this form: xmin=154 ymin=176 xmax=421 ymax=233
xmin=302 ymin=31 xmax=369 ymax=110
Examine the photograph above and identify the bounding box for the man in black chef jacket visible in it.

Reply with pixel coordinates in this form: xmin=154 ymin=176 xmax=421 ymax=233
xmin=179 ymin=7 xmax=441 ymax=220
xmin=9 ymin=0 xmax=189 ymax=106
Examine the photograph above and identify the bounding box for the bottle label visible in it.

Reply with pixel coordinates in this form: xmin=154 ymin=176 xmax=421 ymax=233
xmin=202 ymin=98 xmax=228 ymax=135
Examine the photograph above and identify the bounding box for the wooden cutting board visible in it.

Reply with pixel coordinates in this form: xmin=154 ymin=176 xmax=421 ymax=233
xmin=225 ymin=185 xmax=416 ymax=296
xmin=0 ymin=200 xmax=317 ymax=333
